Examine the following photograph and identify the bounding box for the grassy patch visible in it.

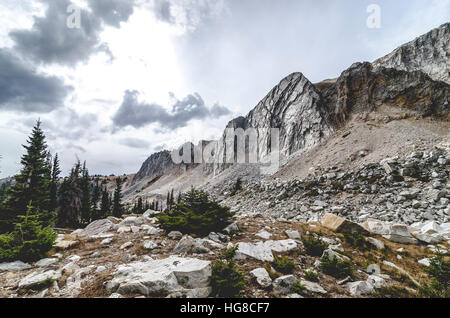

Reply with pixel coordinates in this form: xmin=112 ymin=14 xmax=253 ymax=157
xmin=319 ymin=254 xmax=353 ymax=279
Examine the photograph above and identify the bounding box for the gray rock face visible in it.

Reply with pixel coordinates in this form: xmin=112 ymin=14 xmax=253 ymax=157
xmin=373 ymin=23 xmax=450 ymax=85
xmin=214 ymin=72 xmax=332 ymax=175
xmin=322 ymin=62 xmax=450 ymax=123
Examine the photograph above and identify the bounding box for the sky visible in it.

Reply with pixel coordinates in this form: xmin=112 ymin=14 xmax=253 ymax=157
xmin=0 ymin=0 xmax=449 ymax=178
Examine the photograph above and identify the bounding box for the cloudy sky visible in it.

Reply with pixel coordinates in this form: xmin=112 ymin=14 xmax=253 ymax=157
xmin=0 ymin=0 xmax=449 ymax=177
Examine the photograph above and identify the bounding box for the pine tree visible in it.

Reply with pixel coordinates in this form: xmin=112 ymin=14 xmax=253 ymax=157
xmin=80 ymin=162 xmax=91 ymax=225
xmin=100 ymin=187 xmax=111 ymax=218
xmin=136 ymin=197 xmax=143 ymax=214
xmin=58 ymin=161 xmax=83 ymax=228
xmin=112 ymin=178 xmax=123 ymax=218
xmin=49 ymin=153 xmax=61 ymax=212
xmin=91 ymin=180 xmax=101 ymax=220
xmin=1 ymin=121 xmax=52 ymax=233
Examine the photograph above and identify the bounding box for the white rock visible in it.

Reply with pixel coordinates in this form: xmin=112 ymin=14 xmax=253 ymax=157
xmin=285 ymin=230 xmax=301 ymax=239
xmin=96 ymin=266 xmax=107 ymax=273
xmin=0 ymin=261 xmax=31 ymax=272
xmin=265 ymin=239 xmax=298 ymax=253
xmin=106 ymin=256 xmax=211 ymax=296
xmin=19 ymin=270 xmax=61 ymax=289
xmin=143 ymin=241 xmax=158 ymax=250
xmin=256 ymin=230 xmax=272 ymax=240
xmin=76 ymin=219 xmax=114 ymax=237
xmin=367 ymin=275 xmax=387 ymax=289
xmin=120 ymin=242 xmax=133 ymax=250
xmin=234 ymin=242 xmax=274 ymax=262
xmin=35 ymin=258 xmax=58 ymax=267
xmin=273 ymin=275 xmax=297 ymax=295
xmin=250 ymin=268 xmax=272 ymax=288
xmin=301 ymin=280 xmax=327 ymax=294
xmin=418 ymin=258 xmax=431 ymax=267
xmin=347 ymin=281 xmax=375 ymax=296
xmin=117 ymin=226 xmax=131 ymax=234
xmin=366 ymin=237 xmax=385 ymax=250
xmin=101 ymin=238 xmax=113 ymax=245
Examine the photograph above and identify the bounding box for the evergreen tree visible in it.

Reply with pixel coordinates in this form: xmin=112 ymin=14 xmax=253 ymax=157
xmin=112 ymin=178 xmax=123 ymax=218
xmin=1 ymin=121 xmax=52 ymax=233
xmin=80 ymin=162 xmax=92 ymax=225
xmin=91 ymin=180 xmax=101 ymax=220
xmin=100 ymin=187 xmax=111 ymax=218
xmin=49 ymin=153 xmax=61 ymax=212
xmin=136 ymin=197 xmax=143 ymax=214
xmin=58 ymin=161 xmax=83 ymax=228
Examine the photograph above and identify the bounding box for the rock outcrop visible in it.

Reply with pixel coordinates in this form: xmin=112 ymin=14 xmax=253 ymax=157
xmin=373 ymin=23 xmax=450 ymax=85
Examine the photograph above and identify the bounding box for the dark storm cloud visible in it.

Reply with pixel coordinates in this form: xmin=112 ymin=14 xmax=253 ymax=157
xmin=118 ymin=137 xmax=151 ymax=149
xmin=0 ymin=49 xmax=72 ymax=113
xmin=9 ymin=0 xmax=136 ymax=66
xmin=87 ymin=0 xmax=136 ymax=28
xmin=112 ymin=90 xmax=231 ymax=131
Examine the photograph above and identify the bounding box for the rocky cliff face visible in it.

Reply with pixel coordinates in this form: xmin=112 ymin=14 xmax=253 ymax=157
xmin=322 ymin=62 xmax=450 ymax=124
xmin=373 ymin=22 xmax=449 ymax=84
xmin=213 ymin=73 xmax=333 ymax=175
xmin=132 ymin=151 xmax=175 ymax=184
xmin=132 ymin=23 xmax=449 ymax=185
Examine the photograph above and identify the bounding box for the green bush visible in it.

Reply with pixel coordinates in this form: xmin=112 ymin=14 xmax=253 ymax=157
xmin=343 ymin=230 xmax=371 ymax=251
xmin=419 ymin=253 xmax=450 ymax=298
xmin=157 ymin=188 xmax=235 ymax=236
xmin=0 ymin=204 xmax=57 ymax=263
xmin=221 ymin=246 xmax=238 ymax=260
xmin=302 ymin=234 xmax=328 ymax=257
xmin=272 ymin=255 xmax=296 ymax=274
xmin=304 ymin=269 xmax=320 ymax=282
xmin=319 ymin=254 xmax=353 ymax=279
xmin=210 ymin=260 xmax=246 ymax=298
xmin=292 ymin=280 xmax=306 ymax=295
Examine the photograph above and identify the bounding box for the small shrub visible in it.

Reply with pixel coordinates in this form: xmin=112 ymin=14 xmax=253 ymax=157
xmin=375 ymin=285 xmax=416 ymax=298
xmin=302 ymin=235 xmax=328 ymax=257
xmin=157 ymin=188 xmax=235 ymax=236
xmin=272 ymin=255 xmax=295 ymax=274
xmin=292 ymin=280 xmax=306 ymax=295
xmin=0 ymin=204 xmax=57 ymax=263
xmin=418 ymin=253 xmax=450 ymax=298
xmin=304 ymin=269 xmax=320 ymax=282
xmin=230 ymin=178 xmax=242 ymax=197
xmin=343 ymin=230 xmax=371 ymax=251
xmin=210 ymin=260 xmax=246 ymax=298
xmin=221 ymin=246 xmax=238 ymax=260
xmin=319 ymin=254 xmax=353 ymax=279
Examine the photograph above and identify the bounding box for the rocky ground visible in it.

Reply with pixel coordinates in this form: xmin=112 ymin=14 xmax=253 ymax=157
xmin=0 ymin=146 xmax=449 ymax=299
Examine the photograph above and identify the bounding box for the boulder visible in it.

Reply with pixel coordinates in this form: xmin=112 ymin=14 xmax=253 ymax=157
xmin=234 ymin=242 xmax=274 ymax=262
xmin=35 ymin=258 xmax=58 ymax=267
xmin=321 ymin=213 xmax=367 ymax=234
xmin=250 ymin=268 xmax=272 ymax=288
xmin=168 ymin=231 xmax=183 ymax=240
xmin=347 ymin=281 xmax=375 ymax=296
xmin=273 ymin=275 xmax=297 ymax=295
xmin=0 ymin=261 xmax=31 ymax=272
xmin=19 ymin=269 xmax=61 ymax=289
xmin=106 ymin=256 xmax=211 ymax=296
xmin=285 ymin=230 xmax=301 ymax=239
xmin=301 ymin=280 xmax=327 ymax=294
xmin=382 ymin=224 xmax=418 ymax=244
xmin=76 ymin=219 xmax=114 ymax=237
xmin=256 ymin=230 xmax=272 ymax=240
xmin=55 ymin=240 xmax=79 ymax=251
xmin=264 ymin=240 xmax=298 ymax=253
xmin=367 ymin=275 xmax=387 ymax=289
xmin=143 ymin=241 xmax=158 ymax=250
